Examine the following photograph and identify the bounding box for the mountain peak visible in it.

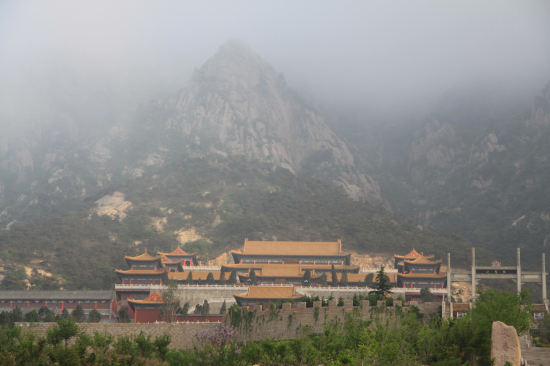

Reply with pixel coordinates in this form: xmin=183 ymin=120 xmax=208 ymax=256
xmin=190 ymin=40 xmax=274 ymax=91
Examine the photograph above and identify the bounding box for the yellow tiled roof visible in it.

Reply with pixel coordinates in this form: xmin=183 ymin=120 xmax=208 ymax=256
xmin=168 ymin=272 xmax=221 ymax=281
xmin=124 ymin=249 xmax=162 ymax=262
xmin=232 ymin=239 xmax=348 ymax=256
xmin=115 ymin=269 xmax=165 ymax=275
xmin=404 ymin=255 xmax=442 ymax=265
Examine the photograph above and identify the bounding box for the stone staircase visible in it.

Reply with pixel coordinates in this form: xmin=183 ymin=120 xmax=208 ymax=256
xmin=521 ymin=335 xmax=550 ymax=366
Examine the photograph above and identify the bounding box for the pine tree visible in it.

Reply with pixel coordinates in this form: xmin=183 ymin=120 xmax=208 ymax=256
xmin=320 ymin=272 xmax=328 ymax=287
xmin=72 ymin=305 xmax=86 ymax=322
xmin=331 ymin=265 xmax=338 ymax=287
xmin=202 ymin=300 xmax=210 ymax=315
xmin=186 ymin=271 xmax=194 ymax=285
xmin=228 ymin=270 xmax=237 ymax=285
xmin=206 ymin=272 xmax=214 ymax=285
xmin=369 ymin=266 xmax=393 ymax=298
xmin=249 ymin=269 xmax=258 ymax=285
xmin=302 ymin=269 xmax=312 ymax=286
xmin=116 ymin=308 xmax=130 ymax=323
xmin=339 ymin=269 xmax=348 ymax=287
xmin=181 ymin=302 xmax=190 ymax=319
xmin=220 ymin=300 xmax=227 ymax=314
xmin=87 ymin=309 xmax=102 ymax=323
xmin=219 ymin=271 xmax=226 ymax=285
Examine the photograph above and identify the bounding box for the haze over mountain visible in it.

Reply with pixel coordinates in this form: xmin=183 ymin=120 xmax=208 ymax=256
xmin=1 ymin=1 xmax=550 ymax=290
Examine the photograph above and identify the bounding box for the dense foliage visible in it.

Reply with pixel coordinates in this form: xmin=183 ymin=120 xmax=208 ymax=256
xmin=0 ymin=157 xmax=481 ymax=290
xmin=0 ymin=290 xmax=534 ymax=366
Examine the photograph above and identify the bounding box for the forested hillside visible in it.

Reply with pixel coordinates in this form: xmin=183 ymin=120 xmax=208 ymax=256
xmin=0 ymin=156 xmax=481 ymax=290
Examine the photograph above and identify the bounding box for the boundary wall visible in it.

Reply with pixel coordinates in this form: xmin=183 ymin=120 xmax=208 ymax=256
xmin=223 ymin=299 xmax=408 ymax=342
xmin=15 ymin=322 xmax=220 ymax=350
xmin=15 ymin=300 xmax=442 ymax=349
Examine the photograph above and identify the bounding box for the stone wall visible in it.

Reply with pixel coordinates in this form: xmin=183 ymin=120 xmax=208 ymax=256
xmin=15 ymin=300 xmax=421 ymax=349
xmin=223 ymin=300 xmax=408 ymax=342
xmin=16 ymin=322 xmax=220 ymax=350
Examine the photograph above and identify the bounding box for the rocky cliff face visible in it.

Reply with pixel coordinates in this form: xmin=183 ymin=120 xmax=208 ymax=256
xmin=376 ymin=82 xmax=550 ymax=262
xmin=0 ymin=41 xmax=382 ymax=227
xmin=143 ymin=41 xmax=381 ymax=201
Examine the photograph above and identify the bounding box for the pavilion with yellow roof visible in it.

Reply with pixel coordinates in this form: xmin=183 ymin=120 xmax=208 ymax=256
xmin=158 ymin=246 xmax=198 ymax=268
xmin=234 ymin=286 xmax=306 ymax=306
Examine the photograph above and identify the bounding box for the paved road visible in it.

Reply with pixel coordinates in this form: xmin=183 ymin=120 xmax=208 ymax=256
xmin=521 ymin=335 xmax=550 ymax=366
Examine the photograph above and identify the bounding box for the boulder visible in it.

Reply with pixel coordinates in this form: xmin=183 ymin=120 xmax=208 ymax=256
xmin=490 ymin=321 xmax=521 ymax=366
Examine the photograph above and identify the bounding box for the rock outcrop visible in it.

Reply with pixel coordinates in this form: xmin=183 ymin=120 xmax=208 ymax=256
xmin=152 ymin=41 xmax=381 ymax=201
xmin=491 ymin=321 xmax=521 ymax=366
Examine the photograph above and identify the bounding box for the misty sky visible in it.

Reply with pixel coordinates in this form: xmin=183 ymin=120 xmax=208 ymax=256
xmin=1 ymin=0 xmax=550 ymax=126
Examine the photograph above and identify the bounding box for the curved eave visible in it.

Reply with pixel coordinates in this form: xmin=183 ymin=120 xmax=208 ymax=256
xmin=115 ymin=269 xmax=165 ymax=275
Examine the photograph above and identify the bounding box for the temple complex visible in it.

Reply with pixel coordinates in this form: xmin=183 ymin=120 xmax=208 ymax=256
xmin=128 ymin=291 xmax=179 ymax=323
xmin=231 ymin=239 xmax=351 ymax=265
xmin=168 ymin=271 xmax=224 ymax=285
xmin=237 ymin=265 xmax=322 ymax=285
xmin=221 ymin=263 xmax=359 ymax=275
xmin=394 ymin=249 xmax=434 ymax=272
xmin=396 ymin=253 xmax=447 ymax=290
xmin=158 ymin=246 xmax=198 ymax=268
xmin=234 ymin=286 xmax=306 ymax=306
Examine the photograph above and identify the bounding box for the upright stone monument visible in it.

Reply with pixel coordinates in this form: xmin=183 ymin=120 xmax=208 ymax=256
xmin=490 ymin=321 xmax=521 ymax=366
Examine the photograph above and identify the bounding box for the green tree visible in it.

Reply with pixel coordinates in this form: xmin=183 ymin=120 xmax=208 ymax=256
xmin=201 ymin=300 xmax=210 ymax=315
xmin=331 ymin=265 xmax=338 ymax=287
xmin=206 ymin=272 xmax=215 ymax=285
xmin=249 ymin=269 xmax=257 ymax=285
xmin=25 ymin=310 xmax=40 ymax=322
xmin=228 ymin=270 xmax=237 ymax=285
xmin=319 ymin=272 xmax=328 ymax=287
xmin=161 ymin=270 xmax=169 ymax=284
xmin=39 ymin=306 xmax=56 ymax=322
xmin=87 ymin=309 xmax=102 ymax=323
xmin=116 ymin=308 xmax=130 ymax=323
xmin=160 ymin=279 xmax=180 ymax=323
xmin=71 ymin=305 xmax=86 ymax=322
xmin=339 ymin=269 xmax=348 ymax=287
xmin=369 ymin=266 xmax=393 ymax=298
xmin=219 ymin=271 xmax=226 ymax=285
xmin=302 ymin=269 xmax=312 ymax=287
xmin=186 ymin=271 xmax=194 ymax=285
xmin=11 ymin=306 xmax=23 ymax=322
xmin=420 ymin=287 xmax=438 ymax=302
xmin=181 ymin=301 xmax=190 ymax=319
xmin=220 ymin=300 xmax=227 ymax=314
xmin=469 ymin=289 xmax=532 ymax=364
xmin=60 ymin=309 xmax=69 ymax=319
xmin=47 ymin=317 xmax=79 ymax=347
xmin=0 ymin=267 xmax=27 ymax=290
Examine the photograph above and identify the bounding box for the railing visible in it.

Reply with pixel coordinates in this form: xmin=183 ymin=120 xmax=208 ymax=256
xmin=184 ymin=266 xmax=222 ymax=272
xmin=359 ymin=269 xmax=398 ymax=274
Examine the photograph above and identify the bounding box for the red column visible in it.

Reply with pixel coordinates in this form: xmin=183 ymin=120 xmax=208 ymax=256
xmin=129 ymin=279 xmax=132 ymax=285
xmin=95 ymin=301 xmax=97 ymax=309
xmin=122 ymin=279 xmax=124 ymax=284
xmin=134 ymin=308 xmax=137 ymax=323
xmin=27 ymin=302 xmax=29 ymax=307
xmin=62 ymin=302 xmax=64 ymax=310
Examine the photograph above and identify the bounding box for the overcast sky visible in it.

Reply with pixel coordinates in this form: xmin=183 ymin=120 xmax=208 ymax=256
xmin=1 ymin=0 xmax=550 ymax=126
